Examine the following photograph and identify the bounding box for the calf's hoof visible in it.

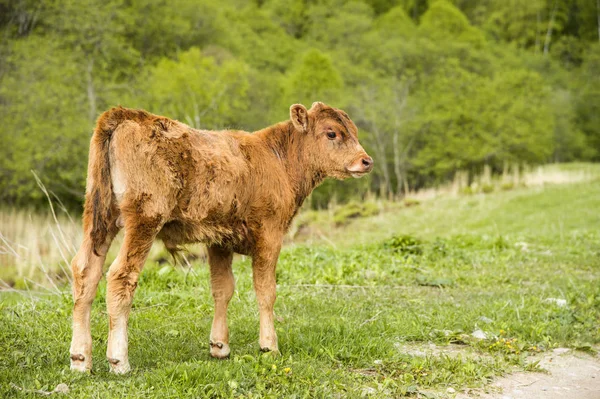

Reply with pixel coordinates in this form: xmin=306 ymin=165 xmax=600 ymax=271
xmin=70 ymin=353 xmax=91 ymax=372
xmin=260 ymin=346 xmax=280 ymax=356
xmin=210 ymin=340 xmax=230 ymax=359
xmin=259 ymin=337 xmax=279 ymax=355
xmin=108 ymin=357 xmax=131 ymax=374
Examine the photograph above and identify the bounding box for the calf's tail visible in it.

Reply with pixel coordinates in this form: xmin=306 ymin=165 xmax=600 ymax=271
xmin=84 ymin=107 xmax=150 ymax=255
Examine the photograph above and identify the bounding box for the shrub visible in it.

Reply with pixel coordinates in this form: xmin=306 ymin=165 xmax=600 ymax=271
xmin=403 ymin=198 xmax=421 ymax=207
xmin=382 ymin=234 xmax=423 ymax=255
xmin=482 ymin=184 xmax=495 ymax=194
xmin=501 ymin=182 xmax=515 ymax=191
xmin=333 ymin=201 xmax=379 ymax=226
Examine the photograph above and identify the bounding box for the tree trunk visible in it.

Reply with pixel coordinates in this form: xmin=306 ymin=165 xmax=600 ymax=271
xmin=543 ymin=0 xmax=558 ymax=56
xmin=373 ymin=129 xmax=391 ymax=198
xmin=393 ymin=130 xmax=403 ymax=198
xmin=357 ymin=87 xmax=392 ymax=198
xmin=391 ymin=82 xmax=410 ymax=198
xmin=535 ymin=9 xmax=541 ymax=53
xmin=597 ymin=0 xmax=600 ymax=42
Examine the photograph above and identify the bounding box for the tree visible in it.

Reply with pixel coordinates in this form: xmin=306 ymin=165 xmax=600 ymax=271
xmin=0 ymin=36 xmax=91 ymax=207
xmin=419 ymin=0 xmax=484 ymax=47
xmin=405 ymin=61 xmax=555 ymax=183
xmin=43 ymin=0 xmax=139 ymax=122
xmin=349 ymin=79 xmax=413 ymax=198
xmin=281 ymin=49 xmax=342 ymax=109
xmin=140 ymin=48 xmax=251 ymax=130
xmin=576 ymin=44 xmax=600 ymax=160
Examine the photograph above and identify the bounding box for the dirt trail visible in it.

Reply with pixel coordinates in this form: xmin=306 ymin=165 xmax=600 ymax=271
xmin=458 ymin=349 xmax=600 ymax=399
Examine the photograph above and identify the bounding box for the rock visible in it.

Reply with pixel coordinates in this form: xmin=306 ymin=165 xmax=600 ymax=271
xmin=361 ymin=387 xmax=377 ymax=395
xmin=553 ymin=347 xmax=571 ymax=355
xmin=472 ymin=329 xmax=487 ymax=340
xmin=544 ymin=298 xmax=567 ymax=307
xmin=53 ymin=383 xmax=69 ymax=394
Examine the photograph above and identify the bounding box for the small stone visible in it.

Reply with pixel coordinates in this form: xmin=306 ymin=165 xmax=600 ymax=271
xmin=53 ymin=383 xmax=69 ymax=394
xmin=362 ymin=387 xmax=377 ymax=395
xmin=364 ymin=270 xmax=378 ymax=280
xmin=479 ymin=316 xmax=493 ymax=324
xmin=446 ymin=387 xmax=456 ymax=393
xmin=374 ymin=359 xmax=383 ymax=365
xmin=544 ymin=298 xmax=567 ymax=307
xmin=472 ymin=329 xmax=487 ymax=340
xmin=515 ymin=242 xmax=529 ymax=252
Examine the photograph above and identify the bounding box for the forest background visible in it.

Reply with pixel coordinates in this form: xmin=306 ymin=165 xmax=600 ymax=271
xmin=1 ymin=0 xmax=599 ymax=209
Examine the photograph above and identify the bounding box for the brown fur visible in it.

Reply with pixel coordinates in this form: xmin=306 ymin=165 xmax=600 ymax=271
xmin=69 ymin=102 xmax=373 ymax=373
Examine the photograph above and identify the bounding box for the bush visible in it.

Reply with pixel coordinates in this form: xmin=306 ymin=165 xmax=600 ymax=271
xmin=382 ymin=234 xmax=423 ymax=255
xmin=482 ymin=184 xmax=495 ymax=194
xmin=332 ymin=201 xmax=379 ymax=226
xmin=403 ymin=198 xmax=421 ymax=207
xmin=501 ymin=182 xmax=515 ymax=191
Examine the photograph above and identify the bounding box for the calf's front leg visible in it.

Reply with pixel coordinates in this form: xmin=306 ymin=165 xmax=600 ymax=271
xmin=208 ymin=245 xmax=235 ymax=359
xmin=252 ymin=239 xmax=282 ymax=353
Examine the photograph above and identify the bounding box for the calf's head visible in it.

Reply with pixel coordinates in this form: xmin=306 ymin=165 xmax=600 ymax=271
xmin=290 ymin=102 xmax=373 ymax=180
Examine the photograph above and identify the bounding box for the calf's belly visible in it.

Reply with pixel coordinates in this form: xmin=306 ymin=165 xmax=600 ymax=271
xmin=158 ymin=217 xmax=252 ymax=253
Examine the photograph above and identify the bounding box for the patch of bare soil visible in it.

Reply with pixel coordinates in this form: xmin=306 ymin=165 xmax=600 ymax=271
xmin=457 ymin=348 xmax=600 ymax=399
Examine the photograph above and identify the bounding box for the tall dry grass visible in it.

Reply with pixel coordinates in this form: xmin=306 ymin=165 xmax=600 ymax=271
xmin=406 ymin=162 xmax=600 ymax=201
xmin=0 ymin=208 xmax=79 ymax=289
xmin=0 ymin=206 xmax=172 ymax=290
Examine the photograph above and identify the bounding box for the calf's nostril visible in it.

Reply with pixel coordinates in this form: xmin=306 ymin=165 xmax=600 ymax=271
xmin=362 ymin=157 xmax=373 ymax=168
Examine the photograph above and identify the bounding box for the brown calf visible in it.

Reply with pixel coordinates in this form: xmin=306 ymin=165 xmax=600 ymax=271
xmin=69 ymin=102 xmax=373 ymax=373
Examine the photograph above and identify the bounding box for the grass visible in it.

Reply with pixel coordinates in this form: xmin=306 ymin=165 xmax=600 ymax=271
xmin=1 ymin=168 xmax=600 ymax=397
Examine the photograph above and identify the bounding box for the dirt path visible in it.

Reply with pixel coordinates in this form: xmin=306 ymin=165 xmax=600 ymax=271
xmin=458 ymin=349 xmax=600 ymax=399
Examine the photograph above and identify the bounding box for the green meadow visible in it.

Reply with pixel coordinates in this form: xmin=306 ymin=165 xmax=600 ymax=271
xmin=1 ymin=176 xmax=599 ymax=398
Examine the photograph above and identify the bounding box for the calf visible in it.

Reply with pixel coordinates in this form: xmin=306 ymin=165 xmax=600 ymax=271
xmin=69 ymin=102 xmax=373 ymax=373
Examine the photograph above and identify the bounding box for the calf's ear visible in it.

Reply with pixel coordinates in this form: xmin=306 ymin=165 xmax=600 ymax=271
xmin=290 ymin=104 xmax=309 ymax=132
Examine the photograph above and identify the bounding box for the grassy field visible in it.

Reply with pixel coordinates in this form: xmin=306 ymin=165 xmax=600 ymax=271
xmin=1 ymin=175 xmax=600 ymax=397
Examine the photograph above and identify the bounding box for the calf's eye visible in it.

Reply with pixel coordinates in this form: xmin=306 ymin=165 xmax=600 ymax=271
xmin=326 ymin=131 xmax=337 ymax=140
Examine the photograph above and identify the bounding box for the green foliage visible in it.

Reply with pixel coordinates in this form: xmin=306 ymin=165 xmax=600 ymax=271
xmin=0 ymin=36 xmax=91 ymax=207
xmin=140 ymin=48 xmax=251 ymax=129
xmin=375 ymin=5 xmax=416 ymax=37
xmin=0 ymin=0 xmax=598 ymax=207
xmin=282 ymin=48 xmax=342 ymax=108
xmin=407 ymin=64 xmax=556 ymax=182
xmin=576 ymin=45 xmax=600 ymax=161
xmin=383 ymin=234 xmax=423 ymax=255
xmin=419 ymin=0 xmax=484 ymax=46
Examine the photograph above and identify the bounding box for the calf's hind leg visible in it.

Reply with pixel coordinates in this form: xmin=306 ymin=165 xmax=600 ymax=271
xmin=105 ymin=216 xmax=163 ymax=374
xmin=70 ymin=220 xmax=118 ymax=372
xmin=208 ymin=245 xmax=235 ymax=359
